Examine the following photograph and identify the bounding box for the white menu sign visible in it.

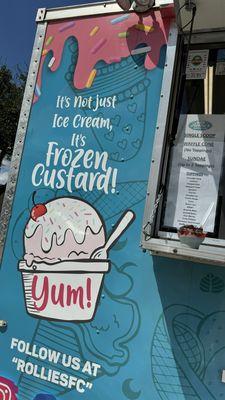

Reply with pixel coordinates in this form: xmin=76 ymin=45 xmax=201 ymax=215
xmin=164 ymin=115 xmax=225 ymax=232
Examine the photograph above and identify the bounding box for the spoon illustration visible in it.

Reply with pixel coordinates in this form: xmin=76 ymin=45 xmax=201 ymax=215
xmin=92 ymin=210 xmax=135 ymax=259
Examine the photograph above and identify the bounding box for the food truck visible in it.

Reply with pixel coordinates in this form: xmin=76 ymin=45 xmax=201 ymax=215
xmin=1 ymin=0 xmax=225 ymax=398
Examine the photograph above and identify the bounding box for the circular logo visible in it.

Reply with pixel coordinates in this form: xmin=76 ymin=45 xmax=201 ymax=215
xmin=191 ymin=55 xmax=203 ymax=66
xmin=189 ymin=120 xmax=212 ymax=131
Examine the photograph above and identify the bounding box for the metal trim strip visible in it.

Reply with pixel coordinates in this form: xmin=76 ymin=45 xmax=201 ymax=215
xmin=0 ymin=23 xmax=47 ymax=261
xmin=40 ymin=0 xmax=173 ymax=21
xmin=145 ymin=237 xmax=225 ymax=267
xmin=141 ymin=21 xmax=178 ymax=246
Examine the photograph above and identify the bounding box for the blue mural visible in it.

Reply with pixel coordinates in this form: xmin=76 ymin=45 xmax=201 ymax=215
xmin=1 ymin=7 xmax=224 ymax=400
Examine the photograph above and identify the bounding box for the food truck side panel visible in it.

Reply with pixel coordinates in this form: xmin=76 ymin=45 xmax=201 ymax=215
xmin=0 ymin=3 xmax=224 ymax=400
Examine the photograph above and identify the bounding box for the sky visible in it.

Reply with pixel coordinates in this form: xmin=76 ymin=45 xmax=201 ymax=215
xmin=0 ymin=0 xmax=111 ymax=71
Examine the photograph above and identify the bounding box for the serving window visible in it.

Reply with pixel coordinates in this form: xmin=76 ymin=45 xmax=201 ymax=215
xmin=142 ymin=40 xmax=225 ymax=265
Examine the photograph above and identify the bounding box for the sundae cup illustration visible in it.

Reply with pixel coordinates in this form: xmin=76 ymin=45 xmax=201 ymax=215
xmin=178 ymin=225 xmax=206 ymax=249
xmin=19 ymin=196 xmax=135 ymax=321
xmin=0 ymin=376 xmax=18 ymax=400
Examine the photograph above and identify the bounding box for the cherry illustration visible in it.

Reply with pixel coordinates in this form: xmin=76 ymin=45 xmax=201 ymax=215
xmin=31 ymin=191 xmax=47 ymax=221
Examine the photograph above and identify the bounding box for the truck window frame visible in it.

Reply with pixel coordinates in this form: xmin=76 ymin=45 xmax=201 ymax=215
xmin=142 ymin=31 xmax=225 ymax=267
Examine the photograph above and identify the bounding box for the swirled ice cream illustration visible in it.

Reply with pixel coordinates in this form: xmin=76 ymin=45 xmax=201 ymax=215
xmin=19 ymin=196 xmax=135 ymax=322
xmin=24 ymin=197 xmax=106 ymax=266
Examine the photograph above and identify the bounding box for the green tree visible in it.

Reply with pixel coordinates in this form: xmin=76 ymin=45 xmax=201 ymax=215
xmin=0 ymin=65 xmax=26 ymax=165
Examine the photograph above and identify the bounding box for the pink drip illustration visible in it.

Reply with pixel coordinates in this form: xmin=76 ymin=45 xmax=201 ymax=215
xmin=34 ymin=9 xmax=172 ymax=102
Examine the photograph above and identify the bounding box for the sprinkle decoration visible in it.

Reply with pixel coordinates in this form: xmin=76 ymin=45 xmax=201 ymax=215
xmin=35 ymin=84 xmax=41 ymax=97
xmin=90 ymin=26 xmax=100 ymax=37
xmin=48 ymin=57 xmax=56 ymax=68
xmin=42 ymin=49 xmax=48 ymax=56
xmin=135 ymin=24 xmax=154 ymax=33
xmin=91 ymin=38 xmax=107 ymax=55
xmin=45 ymin=36 xmax=54 ymax=46
xmin=86 ymin=69 xmax=97 ymax=88
xmin=111 ymin=14 xmax=130 ymax=25
xmin=59 ymin=21 xmax=76 ymax=33
xmin=118 ymin=32 xmax=129 ymax=38
xmin=131 ymin=46 xmax=151 ymax=55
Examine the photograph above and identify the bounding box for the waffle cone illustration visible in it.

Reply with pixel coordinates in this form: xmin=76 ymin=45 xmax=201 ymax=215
xmin=151 ymin=305 xmax=225 ymax=399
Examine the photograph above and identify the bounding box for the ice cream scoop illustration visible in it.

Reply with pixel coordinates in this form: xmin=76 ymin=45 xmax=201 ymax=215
xmin=24 ymin=196 xmax=107 ymax=266
xmin=19 ymin=196 xmax=135 ymax=321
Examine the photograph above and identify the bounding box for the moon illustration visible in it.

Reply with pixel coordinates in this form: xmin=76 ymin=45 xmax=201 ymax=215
xmin=122 ymin=378 xmax=141 ymax=399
